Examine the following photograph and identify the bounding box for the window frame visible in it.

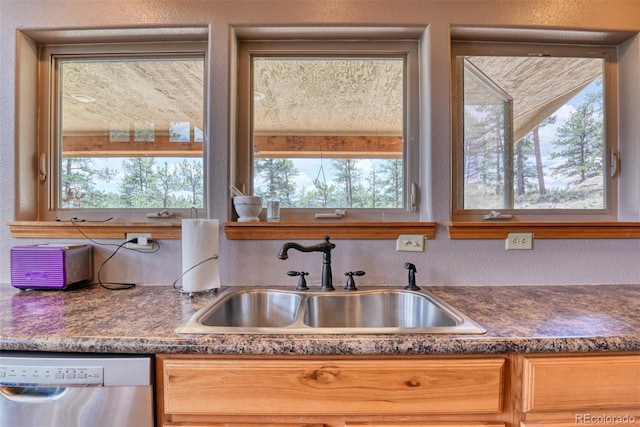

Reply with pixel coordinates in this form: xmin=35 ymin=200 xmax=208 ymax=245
xmin=450 ymin=41 xmax=619 ymax=223
xmin=37 ymin=41 xmax=208 ymax=221
xmin=235 ymin=39 xmax=421 ymax=222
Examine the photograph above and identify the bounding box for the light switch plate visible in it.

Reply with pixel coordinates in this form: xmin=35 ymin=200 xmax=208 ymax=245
xmin=396 ymin=234 xmax=425 ymax=252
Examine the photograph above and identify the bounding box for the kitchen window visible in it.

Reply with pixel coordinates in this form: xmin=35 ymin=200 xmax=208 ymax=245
xmin=235 ymin=40 xmax=421 ymax=222
xmin=451 ymin=41 xmax=619 ymax=223
xmin=39 ymin=41 xmax=207 ymax=221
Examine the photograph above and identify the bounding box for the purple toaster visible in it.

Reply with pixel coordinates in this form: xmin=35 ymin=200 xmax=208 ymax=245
xmin=10 ymin=244 xmax=93 ymax=290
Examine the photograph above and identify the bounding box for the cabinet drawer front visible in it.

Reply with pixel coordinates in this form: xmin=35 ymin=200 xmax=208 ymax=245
xmin=163 ymin=358 xmax=504 ymax=416
xmin=522 ymin=355 xmax=640 ymax=412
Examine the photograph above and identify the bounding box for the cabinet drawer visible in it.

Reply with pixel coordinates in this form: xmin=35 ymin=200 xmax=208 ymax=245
xmin=163 ymin=358 xmax=504 ymax=416
xmin=522 ymin=355 xmax=640 ymax=412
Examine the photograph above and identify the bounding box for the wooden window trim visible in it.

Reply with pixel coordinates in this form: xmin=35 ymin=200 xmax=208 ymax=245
xmin=7 ymin=221 xmax=437 ymax=240
xmin=447 ymin=221 xmax=640 ymax=239
xmin=9 ymin=221 xmax=640 ymax=240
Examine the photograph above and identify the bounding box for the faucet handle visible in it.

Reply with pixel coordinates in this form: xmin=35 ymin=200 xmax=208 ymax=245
xmin=344 ymin=271 xmax=365 ymax=291
xmin=287 ymin=270 xmax=309 ymax=291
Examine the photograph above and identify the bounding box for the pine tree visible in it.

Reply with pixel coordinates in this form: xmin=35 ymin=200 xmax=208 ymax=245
xmin=364 ymin=166 xmax=383 ymax=208
xmin=157 ymin=161 xmax=180 ymax=208
xmin=379 ymin=159 xmax=403 ymax=208
xmin=514 ymin=135 xmax=536 ymax=197
xmin=119 ymin=157 xmax=161 ymax=207
xmin=550 ymin=100 xmax=603 ymax=185
xmin=60 ymin=157 xmax=114 ymax=208
xmin=332 ymin=159 xmax=361 ymax=207
xmin=463 ymin=103 xmax=507 ymax=208
xmin=254 ymin=158 xmax=299 ymax=206
xmin=178 ymin=159 xmax=203 ymax=207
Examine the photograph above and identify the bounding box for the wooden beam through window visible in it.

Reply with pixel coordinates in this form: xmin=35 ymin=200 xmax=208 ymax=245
xmin=61 ymin=134 xmax=403 ymax=159
xmin=61 ymin=135 xmax=203 ymax=157
xmin=253 ymin=135 xmax=403 ymax=159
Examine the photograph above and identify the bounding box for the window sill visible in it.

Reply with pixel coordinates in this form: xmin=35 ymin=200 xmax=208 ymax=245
xmin=7 ymin=220 xmax=437 ymax=241
xmin=223 ymin=221 xmax=437 ymax=240
xmin=447 ymin=221 xmax=640 ymax=239
xmin=7 ymin=221 xmax=182 ymax=239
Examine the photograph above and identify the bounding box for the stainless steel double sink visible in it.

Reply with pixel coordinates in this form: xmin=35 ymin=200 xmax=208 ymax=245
xmin=176 ymin=287 xmax=486 ymax=335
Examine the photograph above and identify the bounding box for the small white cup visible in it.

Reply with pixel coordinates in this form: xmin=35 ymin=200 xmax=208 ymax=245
xmin=233 ymin=196 xmax=263 ymax=222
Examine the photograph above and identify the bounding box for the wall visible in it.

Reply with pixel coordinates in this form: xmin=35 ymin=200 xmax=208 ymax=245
xmin=1 ymin=0 xmax=639 ymax=287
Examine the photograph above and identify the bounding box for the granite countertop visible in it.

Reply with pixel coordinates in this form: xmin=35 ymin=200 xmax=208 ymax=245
xmin=1 ymin=284 xmax=638 ymax=355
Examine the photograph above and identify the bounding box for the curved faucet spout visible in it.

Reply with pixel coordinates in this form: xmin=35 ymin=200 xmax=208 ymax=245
xmin=278 ymin=236 xmax=336 ymax=291
xmin=278 ymin=236 xmax=335 ymax=259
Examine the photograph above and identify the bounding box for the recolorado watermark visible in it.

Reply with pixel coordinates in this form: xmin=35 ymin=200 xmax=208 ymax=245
xmin=576 ymin=414 xmax=637 ymax=424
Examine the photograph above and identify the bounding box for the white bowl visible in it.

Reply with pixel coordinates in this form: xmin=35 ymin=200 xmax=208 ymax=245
xmin=233 ymin=196 xmax=262 ymax=222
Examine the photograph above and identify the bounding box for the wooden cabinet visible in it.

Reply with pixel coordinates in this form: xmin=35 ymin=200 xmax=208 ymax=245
xmin=157 ymin=353 xmax=639 ymax=427
xmin=520 ymin=354 xmax=640 ymax=427
xmin=157 ymin=355 xmax=505 ymax=427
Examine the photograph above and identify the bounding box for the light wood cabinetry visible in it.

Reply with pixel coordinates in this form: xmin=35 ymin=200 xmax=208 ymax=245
xmin=520 ymin=354 xmax=640 ymax=427
xmin=157 ymin=355 xmax=505 ymax=427
xmin=522 ymin=355 xmax=640 ymax=412
xmin=157 ymin=353 xmax=639 ymax=427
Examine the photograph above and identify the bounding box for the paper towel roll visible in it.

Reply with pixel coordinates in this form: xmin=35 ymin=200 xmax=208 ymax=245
xmin=181 ymin=219 xmax=221 ymax=292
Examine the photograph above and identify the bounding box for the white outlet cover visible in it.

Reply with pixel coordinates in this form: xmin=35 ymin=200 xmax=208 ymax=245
xmin=505 ymin=232 xmax=533 ymax=250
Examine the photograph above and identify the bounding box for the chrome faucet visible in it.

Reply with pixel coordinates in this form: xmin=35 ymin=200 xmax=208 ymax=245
xmin=278 ymin=236 xmax=336 ymax=291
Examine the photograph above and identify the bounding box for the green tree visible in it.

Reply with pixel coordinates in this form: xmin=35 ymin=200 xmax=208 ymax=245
xmin=463 ymin=103 xmax=507 ymax=205
xmin=532 ymin=115 xmax=556 ymax=196
xmin=157 ymin=161 xmax=181 ymax=208
xmin=332 ymin=159 xmax=361 ymax=207
xmin=178 ymin=159 xmax=204 ymax=207
xmin=364 ymin=166 xmax=383 ymax=208
xmin=299 ymin=178 xmax=337 ymax=208
xmin=514 ymin=135 xmax=536 ymax=197
xmin=119 ymin=157 xmax=161 ymax=207
xmin=550 ymin=100 xmax=603 ymax=184
xmin=60 ymin=158 xmax=114 ymax=208
xmin=380 ymin=159 xmax=403 ymax=208
xmin=254 ymin=158 xmax=299 ymax=206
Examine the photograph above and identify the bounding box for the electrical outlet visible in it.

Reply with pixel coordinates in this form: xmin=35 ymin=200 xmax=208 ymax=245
xmin=396 ymin=234 xmax=425 ymax=252
xmin=125 ymin=232 xmax=153 ymax=249
xmin=506 ymin=232 xmax=533 ymax=250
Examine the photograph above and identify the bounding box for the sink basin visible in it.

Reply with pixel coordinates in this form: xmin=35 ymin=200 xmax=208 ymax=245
xmin=303 ymin=291 xmax=460 ymax=328
xmin=200 ymin=289 xmax=301 ymax=327
xmin=176 ymin=287 xmax=486 ymax=335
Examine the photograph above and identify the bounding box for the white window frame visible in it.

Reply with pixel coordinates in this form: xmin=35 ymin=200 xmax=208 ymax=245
xmin=235 ymin=39 xmax=421 ymax=222
xmin=37 ymin=41 xmax=208 ymax=221
xmin=451 ymin=41 xmax=619 ymax=222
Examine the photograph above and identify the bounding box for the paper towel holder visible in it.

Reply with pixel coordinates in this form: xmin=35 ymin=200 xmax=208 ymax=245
xmin=173 ymin=254 xmax=219 ymax=297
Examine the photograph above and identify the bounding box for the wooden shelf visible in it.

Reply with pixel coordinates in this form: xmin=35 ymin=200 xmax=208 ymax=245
xmin=224 ymin=221 xmax=437 ymax=240
xmin=9 ymin=220 xmax=639 ymax=240
xmin=7 ymin=220 xmax=436 ymax=241
xmin=447 ymin=221 xmax=640 ymax=239
xmin=7 ymin=221 xmax=182 ymax=239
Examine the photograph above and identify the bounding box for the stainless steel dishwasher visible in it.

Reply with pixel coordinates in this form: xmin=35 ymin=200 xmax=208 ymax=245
xmin=0 ymin=352 xmax=154 ymax=427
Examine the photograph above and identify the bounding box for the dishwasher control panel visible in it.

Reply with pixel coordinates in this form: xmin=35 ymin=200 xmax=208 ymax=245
xmin=0 ymin=365 xmax=104 ymax=387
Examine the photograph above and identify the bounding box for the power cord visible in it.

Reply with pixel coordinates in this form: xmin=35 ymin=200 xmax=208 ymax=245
xmin=61 ymin=218 xmax=160 ymax=290
xmin=96 ymin=237 xmax=160 ymax=290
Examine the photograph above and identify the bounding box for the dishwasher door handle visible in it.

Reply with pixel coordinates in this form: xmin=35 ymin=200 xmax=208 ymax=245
xmin=0 ymin=386 xmax=69 ymax=403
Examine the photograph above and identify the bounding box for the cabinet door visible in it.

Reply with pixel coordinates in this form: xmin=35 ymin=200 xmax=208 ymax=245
xmin=162 ymin=358 xmax=505 ymax=417
xmin=522 ymin=355 xmax=640 ymax=413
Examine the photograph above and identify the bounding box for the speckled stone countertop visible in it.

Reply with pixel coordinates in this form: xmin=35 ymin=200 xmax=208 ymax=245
xmin=1 ymin=284 xmax=638 ymax=355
